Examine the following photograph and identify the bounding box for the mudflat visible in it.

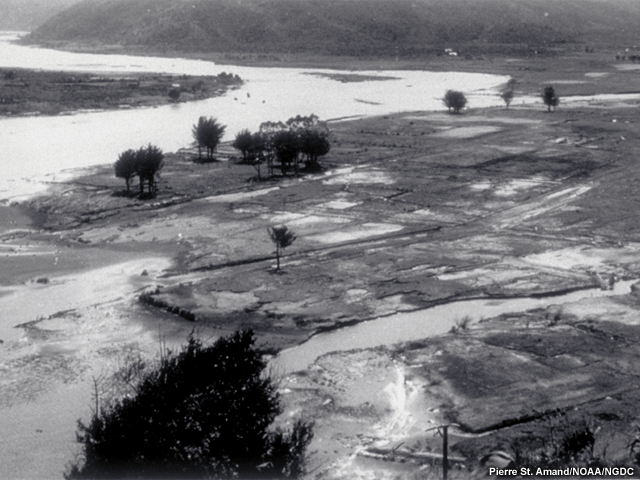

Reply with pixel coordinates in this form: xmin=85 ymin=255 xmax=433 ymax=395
xmin=4 ymin=49 xmax=640 ymax=478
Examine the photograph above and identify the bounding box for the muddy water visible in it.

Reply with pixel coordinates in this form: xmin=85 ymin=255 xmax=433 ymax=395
xmin=0 ymin=32 xmax=509 ymax=201
xmin=273 ymin=280 xmax=637 ymax=375
xmin=0 ymin=257 xmax=172 ymax=341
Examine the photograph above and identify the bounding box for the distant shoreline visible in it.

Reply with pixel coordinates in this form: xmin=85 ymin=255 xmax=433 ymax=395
xmin=0 ymin=66 xmax=242 ymax=118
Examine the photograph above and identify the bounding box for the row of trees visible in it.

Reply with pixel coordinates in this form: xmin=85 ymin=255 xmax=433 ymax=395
xmin=233 ymin=115 xmax=330 ymax=178
xmin=114 ymin=144 xmax=164 ymax=195
xmin=443 ymin=81 xmax=559 ymax=114
xmin=114 ymin=115 xmax=331 ymax=195
xmin=115 ymin=86 xmax=564 ymax=194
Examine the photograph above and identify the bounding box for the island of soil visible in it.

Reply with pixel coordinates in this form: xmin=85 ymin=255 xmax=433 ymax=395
xmin=0 ymin=67 xmax=241 ymax=116
xmin=5 ymin=49 xmax=640 ymax=479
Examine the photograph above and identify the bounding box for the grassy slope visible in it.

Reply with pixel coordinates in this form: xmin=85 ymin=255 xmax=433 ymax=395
xmin=27 ymin=0 xmax=640 ymax=57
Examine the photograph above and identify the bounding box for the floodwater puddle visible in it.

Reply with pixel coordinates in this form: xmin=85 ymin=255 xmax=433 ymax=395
xmin=273 ymin=279 xmax=637 ymax=375
xmin=520 ymin=245 xmax=635 ymax=271
xmin=307 ymin=223 xmax=403 ymax=244
xmin=432 ymin=126 xmax=502 ymax=138
xmin=322 ymin=167 xmax=395 ymax=185
xmin=320 ymin=200 xmax=361 ymax=210
xmin=494 ymin=177 xmax=549 ymax=196
xmin=0 ymin=257 xmax=171 ymax=342
xmin=205 ymin=186 xmax=280 ymax=203
xmin=469 ymin=177 xmax=550 ymax=197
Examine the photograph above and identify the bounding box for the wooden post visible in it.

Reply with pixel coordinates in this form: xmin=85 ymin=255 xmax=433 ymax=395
xmin=443 ymin=424 xmax=449 ymax=480
xmin=426 ymin=423 xmax=460 ymax=480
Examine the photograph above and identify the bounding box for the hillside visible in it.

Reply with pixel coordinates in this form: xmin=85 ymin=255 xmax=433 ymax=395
xmin=27 ymin=0 xmax=640 ymax=58
xmin=0 ymin=0 xmax=81 ymax=31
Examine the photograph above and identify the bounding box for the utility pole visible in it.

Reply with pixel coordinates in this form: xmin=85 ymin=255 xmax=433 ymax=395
xmin=426 ymin=423 xmax=460 ymax=480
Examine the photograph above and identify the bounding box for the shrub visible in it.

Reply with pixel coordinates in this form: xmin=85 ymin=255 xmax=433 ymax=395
xmin=168 ymin=88 xmax=181 ymax=102
xmin=66 ymin=330 xmax=313 ymax=479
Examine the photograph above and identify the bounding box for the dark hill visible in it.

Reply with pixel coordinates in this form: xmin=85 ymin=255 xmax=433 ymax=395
xmin=0 ymin=0 xmax=81 ymax=30
xmin=27 ymin=0 xmax=640 ymax=57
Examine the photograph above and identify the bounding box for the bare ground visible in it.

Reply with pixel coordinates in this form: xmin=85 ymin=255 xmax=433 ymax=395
xmin=4 ymin=61 xmax=640 ymax=477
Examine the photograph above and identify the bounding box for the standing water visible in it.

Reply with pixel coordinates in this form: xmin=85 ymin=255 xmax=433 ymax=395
xmin=273 ymin=280 xmax=637 ymax=375
xmin=0 ymin=32 xmax=509 ymax=200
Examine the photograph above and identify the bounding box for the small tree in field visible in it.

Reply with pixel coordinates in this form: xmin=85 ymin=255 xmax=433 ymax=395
xmin=501 ymin=89 xmax=514 ymax=109
xmin=542 ymin=85 xmax=559 ymax=112
xmin=66 ymin=330 xmax=314 ymax=479
xmin=443 ymin=90 xmax=467 ymax=114
xmin=268 ymin=225 xmax=296 ymax=272
xmin=114 ymin=149 xmax=137 ymax=193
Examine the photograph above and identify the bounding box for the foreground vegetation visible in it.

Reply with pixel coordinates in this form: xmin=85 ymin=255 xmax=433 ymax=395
xmin=67 ymin=330 xmax=313 ymax=479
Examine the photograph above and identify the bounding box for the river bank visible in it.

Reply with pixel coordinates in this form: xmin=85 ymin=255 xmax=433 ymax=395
xmin=25 ymin=37 xmax=640 ymax=98
xmin=0 ymin=67 xmax=241 ymax=117
xmin=5 ymin=90 xmax=640 ymax=476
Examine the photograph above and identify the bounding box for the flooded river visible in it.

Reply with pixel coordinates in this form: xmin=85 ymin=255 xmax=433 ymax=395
xmin=0 ymin=32 xmax=509 ymax=200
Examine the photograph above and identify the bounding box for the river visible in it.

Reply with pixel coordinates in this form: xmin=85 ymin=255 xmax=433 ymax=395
xmin=0 ymin=32 xmax=509 ymax=201
xmin=273 ymin=280 xmax=638 ymax=374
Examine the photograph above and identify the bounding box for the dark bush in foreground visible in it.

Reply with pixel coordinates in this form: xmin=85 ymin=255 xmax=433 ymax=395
xmin=66 ymin=330 xmax=313 ymax=479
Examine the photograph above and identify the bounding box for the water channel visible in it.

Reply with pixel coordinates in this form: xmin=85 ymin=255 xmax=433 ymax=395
xmin=273 ymin=280 xmax=637 ymax=374
xmin=0 ymin=32 xmax=509 ymax=200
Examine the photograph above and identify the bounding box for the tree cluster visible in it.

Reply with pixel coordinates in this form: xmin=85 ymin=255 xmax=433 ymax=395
xmin=233 ymin=114 xmax=330 ymax=178
xmin=114 ymin=144 xmax=164 ymax=196
xmin=66 ymin=330 xmax=314 ymax=479
xmin=192 ymin=116 xmax=226 ymax=162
